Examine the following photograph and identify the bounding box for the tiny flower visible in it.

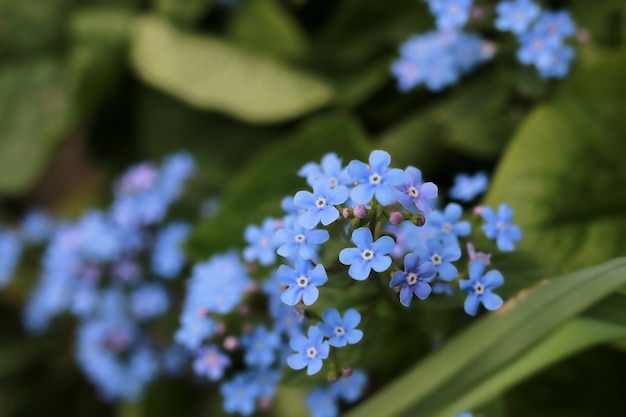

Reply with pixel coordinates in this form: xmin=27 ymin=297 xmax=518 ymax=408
xmin=243 ymin=218 xmax=279 ymax=265
xmin=480 ymin=203 xmax=522 ymax=251
xmin=287 ymin=326 xmax=330 ymax=375
xmin=220 ymin=373 xmax=259 ymax=416
xmin=494 ymin=0 xmax=541 ymax=35
xmin=330 ymin=369 xmax=368 ymax=404
xmin=241 ymin=326 xmax=281 ymax=368
xmin=459 ymin=261 xmax=504 ymax=315
xmin=428 ymin=0 xmax=473 ymax=30
xmin=419 ymin=240 xmax=461 ymax=281
xmin=294 ymin=179 xmax=349 ymax=229
xmin=426 ymin=203 xmax=471 ymax=245
xmin=298 ymin=153 xmax=351 ymax=188
xmin=275 ymin=218 xmax=329 ymax=260
xmin=449 ymin=171 xmax=489 ymax=202
xmin=389 ymin=253 xmax=436 ymax=306
xmin=354 ymin=204 xmax=367 ymax=219
xmin=347 ymin=150 xmax=405 ymax=206
xmin=277 ymin=258 xmax=328 ymax=306
xmin=466 ymin=242 xmax=491 ymax=266
xmin=397 ymin=166 xmax=438 ymax=213
xmin=306 ymin=387 xmax=339 ymax=417
xmin=193 ymin=345 xmax=230 ymax=381
xmin=317 ymin=308 xmax=363 ymax=347
xmin=339 ymin=228 xmax=395 ymax=280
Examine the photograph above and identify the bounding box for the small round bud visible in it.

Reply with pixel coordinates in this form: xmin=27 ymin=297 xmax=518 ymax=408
xmin=258 ymin=397 xmax=272 ymax=410
xmin=473 ymin=205 xmax=484 ymax=217
xmin=238 ymin=304 xmax=250 ymax=316
xmin=215 ymin=323 xmax=227 ymax=335
xmin=242 ymin=323 xmax=254 ymax=334
xmin=413 ymin=214 xmax=426 ymax=227
xmin=341 ymin=367 xmax=353 ymax=377
xmin=576 ymin=28 xmax=590 ymax=43
xmin=471 ymin=6 xmax=485 ymax=20
xmin=223 ymin=335 xmax=238 ymax=351
xmin=389 ymin=211 xmax=403 ymax=225
xmin=327 ymin=372 xmax=338 ymax=383
xmin=354 ymin=204 xmax=367 ymax=219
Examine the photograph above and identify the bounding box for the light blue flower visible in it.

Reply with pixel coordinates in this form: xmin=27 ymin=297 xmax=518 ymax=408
xmin=348 ymin=150 xmax=404 ymax=206
xmin=306 ymin=387 xmax=339 ymax=417
xmin=275 ymin=218 xmax=329 ymax=260
xmin=317 ymin=308 xmax=363 ymax=348
xmin=339 ymin=228 xmax=395 ymax=281
xmin=278 ymin=258 xmax=328 ymax=306
xmin=397 ymin=166 xmax=438 ymax=213
xmin=495 ymin=0 xmax=541 ymax=34
xmin=294 ymin=180 xmax=348 ymax=229
xmin=287 ymin=326 xmax=330 ymax=375
xmin=193 ymin=345 xmax=230 ymax=381
xmin=389 ymin=253 xmax=436 ymax=306
xmin=459 ymin=261 xmax=504 ymax=315
xmin=330 ymin=369 xmax=369 ymax=403
xmin=419 ymin=239 xmax=461 ymax=281
xmin=426 ymin=203 xmax=471 ymax=245
xmin=427 ymin=0 xmax=473 ymax=30
xmin=481 ymin=203 xmax=522 ymax=251
xmin=449 ymin=171 xmax=489 ymax=202
xmin=243 ymin=218 xmax=279 ymax=265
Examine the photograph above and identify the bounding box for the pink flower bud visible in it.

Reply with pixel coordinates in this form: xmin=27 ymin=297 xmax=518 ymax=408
xmin=389 ymin=211 xmax=403 ymax=225
xmin=354 ymin=204 xmax=367 ymax=219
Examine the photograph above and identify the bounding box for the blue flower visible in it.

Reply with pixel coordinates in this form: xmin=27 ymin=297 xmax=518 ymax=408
xmin=193 ymin=345 xmax=230 ymax=381
xmin=20 ymin=209 xmax=55 ymax=244
xmin=330 ymin=369 xmax=369 ymax=403
xmin=426 ymin=203 xmax=471 ymax=245
xmin=533 ymin=10 xmax=576 ymax=40
xmin=339 ymin=228 xmax=395 ymax=280
xmin=397 ymin=166 xmax=438 ymax=213
xmin=275 ymin=218 xmax=329 ymax=260
xmin=449 ymin=171 xmax=489 ymax=202
xmin=317 ymin=308 xmax=363 ymax=347
xmin=243 ymin=218 xmax=279 ymax=265
xmin=221 ymin=372 xmax=260 ymax=416
xmin=298 ymin=153 xmax=351 ymax=188
xmin=130 ymin=283 xmax=169 ymax=320
xmin=427 ymin=0 xmax=472 ymax=30
xmin=389 ymin=253 xmax=436 ymax=306
xmin=480 ymin=203 xmax=522 ymax=251
xmin=306 ymin=387 xmax=339 ymax=417
xmin=241 ymin=326 xmax=281 ymax=368
xmin=151 ymin=222 xmax=190 ymax=278
xmin=294 ymin=180 xmax=348 ymax=229
xmin=347 ymin=150 xmax=404 ymax=206
xmin=287 ymin=326 xmax=330 ymax=375
xmin=175 ymin=312 xmax=216 ymax=350
xmin=495 ymin=0 xmax=541 ymax=34
xmin=459 ymin=261 xmax=504 ymax=315
xmin=419 ymin=240 xmax=461 ymax=281
xmin=278 ymin=258 xmax=328 ymax=306
xmin=0 ymin=230 xmax=22 ymax=287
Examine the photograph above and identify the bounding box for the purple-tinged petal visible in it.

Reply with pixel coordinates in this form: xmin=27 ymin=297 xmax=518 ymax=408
xmin=404 ymin=253 xmax=421 ymax=272
xmin=399 ymin=286 xmax=413 ymax=307
xmin=420 ymin=182 xmax=438 ymax=199
xmin=413 ymin=281 xmax=432 ymax=300
xmin=390 ymin=271 xmax=406 ymax=287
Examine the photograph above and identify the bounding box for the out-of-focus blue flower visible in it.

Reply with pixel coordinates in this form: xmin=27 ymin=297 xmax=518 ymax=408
xmin=298 ymin=153 xmax=351 ymax=188
xmin=533 ymin=10 xmax=576 ymax=40
xmin=151 ymin=222 xmax=190 ymax=278
xmin=427 ymin=0 xmax=473 ymax=30
xmin=193 ymin=345 xmax=231 ymax=381
xmin=389 ymin=253 xmax=436 ymax=306
xmin=339 ymin=228 xmax=395 ymax=281
xmin=330 ymin=369 xmax=369 ymax=403
xmin=221 ymin=372 xmax=260 ymax=416
xmin=287 ymin=326 xmax=330 ymax=375
xmin=481 ymin=203 xmax=522 ymax=251
xmin=306 ymin=387 xmax=339 ymax=417
xmin=426 ymin=203 xmax=471 ymax=245
xmin=76 ymin=210 xmax=123 ymax=263
xmin=278 ymin=258 xmax=328 ymax=306
xmin=242 ymin=326 xmax=281 ymax=369
xmin=20 ymin=209 xmax=55 ymax=244
xmin=348 ymin=150 xmax=404 ymax=206
xmin=459 ymin=261 xmax=504 ymax=315
xmin=0 ymin=230 xmax=22 ymax=287
xmin=449 ymin=172 xmax=489 ymax=202
xmin=130 ymin=283 xmax=169 ymax=320
xmin=419 ymin=240 xmax=461 ymax=281
xmin=495 ymin=0 xmax=541 ymax=34
xmin=175 ymin=311 xmax=217 ymax=350
xmin=317 ymin=308 xmax=363 ymax=348
xmin=243 ymin=218 xmax=279 ymax=265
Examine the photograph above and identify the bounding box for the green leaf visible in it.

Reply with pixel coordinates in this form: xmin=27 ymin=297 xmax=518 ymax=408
xmin=130 ymin=16 xmax=334 ymax=123
xmin=151 ymin=0 xmax=212 ymax=26
xmin=484 ymin=51 xmax=626 ymax=272
xmin=344 ymin=257 xmax=626 ymax=417
xmin=227 ymin=0 xmax=308 ymax=60
xmin=187 ymin=113 xmax=370 ymax=258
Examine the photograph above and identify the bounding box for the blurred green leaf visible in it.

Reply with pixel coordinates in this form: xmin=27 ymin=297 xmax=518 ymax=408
xmin=227 ymin=0 xmax=308 ymax=60
xmin=187 ymin=113 xmax=370 ymax=258
xmin=131 ymin=16 xmax=334 ymax=123
xmin=151 ymin=0 xmax=212 ymax=26
xmin=345 ymin=257 xmax=626 ymax=417
xmin=484 ymin=51 xmax=626 ymax=273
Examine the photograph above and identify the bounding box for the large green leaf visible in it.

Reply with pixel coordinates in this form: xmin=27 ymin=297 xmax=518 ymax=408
xmin=345 ymin=257 xmax=626 ymax=417
xmin=227 ymin=0 xmax=308 ymax=60
xmin=131 ymin=16 xmax=334 ymax=123
xmin=484 ymin=51 xmax=626 ymax=273
xmin=187 ymin=113 xmax=370 ymax=258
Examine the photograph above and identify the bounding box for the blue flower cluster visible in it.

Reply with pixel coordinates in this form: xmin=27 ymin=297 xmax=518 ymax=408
xmin=495 ymin=0 xmax=577 ymax=78
xmin=392 ymin=0 xmax=579 ymax=91
xmin=176 ymin=150 xmax=521 ymax=416
xmin=21 ymin=152 xmax=195 ymax=401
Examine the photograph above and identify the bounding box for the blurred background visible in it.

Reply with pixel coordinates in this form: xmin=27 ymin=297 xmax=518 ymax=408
xmin=1 ymin=0 xmax=626 ymax=416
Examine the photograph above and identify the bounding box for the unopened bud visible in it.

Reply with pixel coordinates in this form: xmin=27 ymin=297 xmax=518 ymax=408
xmin=342 ymin=207 xmax=352 ymax=218
xmin=223 ymin=335 xmax=238 ymax=351
xmin=473 ymin=205 xmax=484 ymax=217
xmin=327 ymin=372 xmax=338 ymax=383
xmin=341 ymin=367 xmax=353 ymax=377
xmin=576 ymin=28 xmax=590 ymax=43
xmin=413 ymin=214 xmax=426 ymax=227
xmin=354 ymin=204 xmax=367 ymax=219
xmin=389 ymin=211 xmax=403 ymax=225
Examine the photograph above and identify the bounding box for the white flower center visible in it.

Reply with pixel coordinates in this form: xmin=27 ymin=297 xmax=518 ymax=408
xmin=441 ymin=222 xmax=452 ymax=234
xmin=406 ymin=272 xmax=418 ymax=285
xmin=315 ymin=197 xmax=327 ymax=208
xmin=306 ymin=347 xmax=317 ymax=358
xmin=297 ymin=276 xmax=309 ymax=288
xmin=295 ymin=233 xmax=305 ymax=243
xmin=431 ymin=254 xmax=442 ymax=265
xmin=369 ymin=173 xmax=382 ymax=185
xmin=361 ymin=249 xmax=374 ymax=261
xmin=474 ymin=282 xmax=485 ymax=295
xmin=329 ymin=177 xmax=338 ymax=187
xmin=497 ymin=221 xmax=507 ymax=232
xmin=334 ymin=326 xmax=345 ymax=336
xmin=408 ymin=186 xmax=419 ymax=198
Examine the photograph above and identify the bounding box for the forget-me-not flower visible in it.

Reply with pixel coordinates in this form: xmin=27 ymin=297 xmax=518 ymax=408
xmin=339 ymin=228 xmax=395 ymax=280
xmin=287 ymin=326 xmax=330 ymax=375
xmin=481 ymin=203 xmax=522 ymax=251
xmin=278 ymin=258 xmax=328 ymax=306
xmin=389 ymin=253 xmax=436 ymax=306
xmin=459 ymin=261 xmax=504 ymax=315
xmin=348 ymin=150 xmax=404 ymax=206
xmin=294 ymin=180 xmax=348 ymax=229
xmin=317 ymin=308 xmax=363 ymax=347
